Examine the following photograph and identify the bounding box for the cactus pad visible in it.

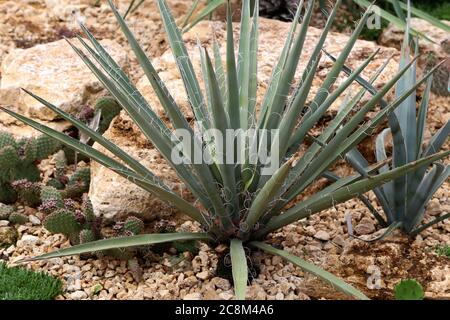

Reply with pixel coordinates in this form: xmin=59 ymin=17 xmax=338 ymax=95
xmin=43 ymin=209 xmax=81 ymax=235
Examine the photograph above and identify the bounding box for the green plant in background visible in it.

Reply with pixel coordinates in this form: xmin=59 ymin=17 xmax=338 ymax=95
xmin=0 ymin=132 xmax=60 ymax=204
xmin=326 ymin=13 xmax=450 ymax=238
xmin=0 ymin=262 xmax=63 ymax=300
xmin=415 ymin=1 xmax=450 ymax=21
xmin=394 ymin=279 xmax=425 ymax=300
xmin=123 ymin=0 xmax=226 ymax=33
xmin=354 ymin=0 xmax=450 ymax=44
xmin=436 ymin=244 xmax=450 ymax=257
xmin=4 ymin=0 xmax=449 ymax=300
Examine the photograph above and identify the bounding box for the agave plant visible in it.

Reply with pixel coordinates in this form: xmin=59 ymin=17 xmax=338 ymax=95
xmin=325 ymin=11 xmax=450 ymax=237
xmin=3 ymin=0 xmax=448 ymax=300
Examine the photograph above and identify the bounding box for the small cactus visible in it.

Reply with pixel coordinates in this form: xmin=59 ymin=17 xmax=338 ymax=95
xmin=123 ymin=216 xmax=145 ymax=235
xmin=394 ymin=279 xmax=424 ymax=300
xmin=46 ymin=150 xmax=90 ymax=200
xmin=8 ymin=212 xmax=28 ymax=225
xmin=0 ymin=131 xmax=60 ymax=204
xmin=94 ymin=96 xmax=122 ymax=134
xmin=42 ymin=193 xmax=101 ymax=246
xmin=44 ymin=209 xmax=82 ymax=235
xmin=11 ymin=180 xmax=41 ymax=207
xmin=79 ymin=229 xmax=96 ymax=244
xmin=62 ymin=167 xmax=90 ymax=199
xmin=40 ymin=190 xmax=146 ymax=280
xmin=0 ymin=204 xmax=14 ymax=220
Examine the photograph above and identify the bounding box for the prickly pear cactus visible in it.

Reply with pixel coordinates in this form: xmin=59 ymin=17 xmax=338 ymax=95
xmin=46 ymin=150 xmax=90 ymax=199
xmin=44 ymin=209 xmax=82 ymax=235
xmin=123 ymin=216 xmax=145 ymax=235
xmin=0 ymin=131 xmax=60 ymax=204
xmin=41 ymin=190 xmax=101 ymax=246
xmin=11 ymin=180 xmax=41 ymax=207
xmin=39 ymin=190 xmax=145 ymax=281
xmin=105 ymin=216 xmax=146 ymax=260
xmin=63 ymin=167 xmax=90 ymax=199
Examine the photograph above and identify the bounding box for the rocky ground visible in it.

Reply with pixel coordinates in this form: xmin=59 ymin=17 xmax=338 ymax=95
xmin=0 ymin=0 xmax=449 ymax=300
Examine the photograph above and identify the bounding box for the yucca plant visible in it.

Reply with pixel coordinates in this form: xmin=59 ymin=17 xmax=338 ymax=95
xmin=326 ymin=11 xmax=450 ymax=237
xmin=3 ymin=0 xmax=449 ymax=300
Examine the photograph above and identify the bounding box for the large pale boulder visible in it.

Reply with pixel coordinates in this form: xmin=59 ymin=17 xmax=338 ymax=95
xmin=0 ymin=38 xmax=127 ymax=123
xmin=89 ymin=119 xmax=195 ymax=222
xmin=90 ymin=18 xmax=400 ymax=221
xmin=380 ymin=18 xmax=450 ymax=96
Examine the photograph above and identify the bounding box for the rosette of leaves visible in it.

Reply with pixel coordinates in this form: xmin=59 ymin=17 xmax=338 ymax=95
xmin=4 ymin=0 xmax=449 ymax=300
xmin=325 ymin=12 xmax=450 ymax=238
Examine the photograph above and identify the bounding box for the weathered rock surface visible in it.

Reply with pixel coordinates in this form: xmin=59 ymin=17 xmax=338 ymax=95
xmin=0 ymin=0 xmax=199 ymax=79
xmin=89 ymin=121 xmax=195 ymax=222
xmin=91 ymin=18 xmax=400 ymax=221
xmin=0 ymin=38 xmax=126 ymax=122
xmin=380 ymin=18 xmax=450 ymax=96
xmin=0 ymin=226 xmax=18 ymax=248
xmin=380 ymin=18 xmax=450 ymax=55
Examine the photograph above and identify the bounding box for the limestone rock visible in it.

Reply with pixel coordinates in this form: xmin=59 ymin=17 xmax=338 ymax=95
xmin=91 ymin=18 xmax=400 ymax=221
xmin=0 ymin=121 xmax=72 ymax=139
xmin=354 ymin=217 xmax=376 ymax=235
xmin=89 ymin=120 xmax=194 ymax=222
xmin=380 ymin=18 xmax=450 ymax=56
xmin=183 ymin=292 xmax=202 ymax=300
xmin=0 ymin=226 xmax=18 ymax=248
xmin=314 ymin=230 xmax=330 ymax=241
xmin=0 ymin=38 xmax=127 ymax=122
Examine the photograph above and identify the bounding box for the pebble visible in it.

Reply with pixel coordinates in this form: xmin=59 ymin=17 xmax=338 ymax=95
xmin=354 ymin=218 xmax=376 ymax=235
xmin=70 ymin=291 xmax=87 ymax=300
xmin=212 ymin=277 xmax=230 ymax=291
xmin=275 ymin=292 xmax=285 ymax=300
xmin=28 ymin=215 xmax=41 ymax=225
xmin=196 ymin=271 xmax=210 ymax=280
xmin=314 ymin=230 xmax=330 ymax=241
xmin=19 ymin=234 xmax=40 ymax=245
xmin=218 ymin=292 xmax=234 ymax=300
xmin=183 ymin=292 xmax=202 ymax=300
xmin=0 ymin=220 xmax=10 ymax=227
